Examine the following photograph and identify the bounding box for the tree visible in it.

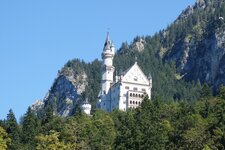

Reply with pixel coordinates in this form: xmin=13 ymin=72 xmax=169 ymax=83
xmin=36 ymin=130 xmax=71 ymax=150
xmin=200 ymin=83 xmax=212 ymax=99
xmin=5 ymin=109 xmax=21 ymax=150
xmin=113 ymin=109 xmax=138 ymax=150
xmin=137 ymin=97 xmax=170 ymax=150
xmin=218 ymin=85 xmax=225 ymax=100
xmin=21 ymin=107 xmax=37 ymax=148
xmin=61 ymin=115 xmax=91 ymax=149
xmin=0 ymin=126 xmax=11 ymax=150
xmin=91 ymin=110 xmax=116 ymax=150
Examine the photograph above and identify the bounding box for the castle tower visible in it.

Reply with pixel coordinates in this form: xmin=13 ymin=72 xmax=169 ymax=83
xmin=101 ymin=32 xmax=115 ymax=95
xmin=81 ymin=98 xmax=91 ymax=115
xmin=99 ymin=32 xmax=115 ymax=111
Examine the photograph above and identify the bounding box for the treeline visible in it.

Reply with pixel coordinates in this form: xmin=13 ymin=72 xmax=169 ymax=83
xmin=1 ymin=85 xmax=225 ymax=149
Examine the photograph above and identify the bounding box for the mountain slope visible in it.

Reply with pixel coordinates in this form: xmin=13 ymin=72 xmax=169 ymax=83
xmin=161 ymin=0 xmax=225 ymax=90
xmin=38 ymin=0 xmax=225 ymax=116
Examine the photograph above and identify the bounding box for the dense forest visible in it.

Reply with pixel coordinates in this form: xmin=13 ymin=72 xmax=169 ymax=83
xmin=1 ymin=86 xmax=225 ymax=149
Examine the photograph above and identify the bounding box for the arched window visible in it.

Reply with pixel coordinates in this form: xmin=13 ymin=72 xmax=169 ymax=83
xmin=139 ymin=101 xmax=141 ymax=105
xmin=136 ymin=101 xmax=138 ymax=104
xmin=130 ymin=100 xmax=132 ymax=104
xmin=133 ymin=101 xmax=135 ymax=104
xmin=139 ymin=94 xmax=141 ymax=97
xmin=130 ymin=93 xmax=132 ymax=97
xmin=136 ymin=94 xmax=138 ymax=97
xmin=133 ymin=93 xmax=135 ymax=97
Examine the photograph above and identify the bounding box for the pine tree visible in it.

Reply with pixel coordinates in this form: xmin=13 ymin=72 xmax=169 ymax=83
xmin=200 ymin=83 xmax=212 ymax=99
xmin=5 ymin=109 xmax=21 ymax=150
xmin=21 ymin=107 xmax=37 ymax=148
xmin=218 ymin=85 xmax=225 ymax=100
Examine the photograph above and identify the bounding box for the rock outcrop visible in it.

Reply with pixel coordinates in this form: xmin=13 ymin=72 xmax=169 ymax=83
xmin=43 ymin=68 xmax=88 ymax=116
xmin=162 ymin=0 xmax=225 ymax=90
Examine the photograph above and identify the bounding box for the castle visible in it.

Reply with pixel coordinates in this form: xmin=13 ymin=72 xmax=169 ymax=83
xmin=97 ymin=33 xmax=152 ymax=112
xmin=81 ymin=33 xmax=152 ymax=115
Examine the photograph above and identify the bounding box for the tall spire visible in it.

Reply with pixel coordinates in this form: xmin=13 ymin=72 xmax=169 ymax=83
xmin=103 ymin=32 xmax=111 ymax=51
xmin=106 ymin=32 xmax=110 ymax=43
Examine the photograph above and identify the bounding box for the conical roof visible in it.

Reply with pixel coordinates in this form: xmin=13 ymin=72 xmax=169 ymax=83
xmin=103 ymin=32 xmax=111 ymax=51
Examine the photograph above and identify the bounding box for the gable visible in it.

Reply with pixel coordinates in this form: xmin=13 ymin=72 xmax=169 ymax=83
xmin=121 ymin=63 xmax=149 ymax=85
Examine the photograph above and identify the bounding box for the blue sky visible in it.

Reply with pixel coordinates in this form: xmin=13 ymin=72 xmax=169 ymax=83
xmin=0 ymin=0 xmax=195 ymax=121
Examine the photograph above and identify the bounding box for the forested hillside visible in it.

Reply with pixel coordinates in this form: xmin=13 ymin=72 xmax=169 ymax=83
xmin=1 ymin=87 xmax=225 ymax=149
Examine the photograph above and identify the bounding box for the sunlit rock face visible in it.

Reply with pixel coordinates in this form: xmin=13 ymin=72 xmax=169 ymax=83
xmin=43 ymin=69 xmax=88 ymax=116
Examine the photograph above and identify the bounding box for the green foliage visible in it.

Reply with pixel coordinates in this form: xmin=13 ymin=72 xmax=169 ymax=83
xmin=218 ymin=85 xmax=225 ymax=100
xmin=200 ymin=83 xmax=213 ymax=99
xmin=5 ymin=109 xmax=21 ymax=150
xmin=91 ymin=110 xmax=116 ymax=150
xmin=0 ymin=126 xmax=11 ymax=150
xmin=36 ymin=130 xmax=70 ymax=150
xmin=61 ymin=115 xmax=91 ymax=149
xmin=3 ymin=94 xmax=225 ymax=149
xmin=21 ymin=107 xmax=38 ymax=149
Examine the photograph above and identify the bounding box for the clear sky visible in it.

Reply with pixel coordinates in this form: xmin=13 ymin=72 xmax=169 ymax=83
xmin=0 ymin=0 xmax=196 ymax=121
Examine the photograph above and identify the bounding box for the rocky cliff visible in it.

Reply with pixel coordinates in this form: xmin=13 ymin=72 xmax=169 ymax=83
xmin=35 ymin=62 xmax=88 ymax=116
xmin=44 ymin=71 xmax=87 ymax=116
xmin=161 ymin=0 xmax=225 ymax=90
xmin=32 ymin=59 xmax=101 ymax=116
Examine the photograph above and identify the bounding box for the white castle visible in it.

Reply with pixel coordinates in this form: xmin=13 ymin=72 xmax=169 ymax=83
xmin=97 ymin=33 xmax=152 ymax=112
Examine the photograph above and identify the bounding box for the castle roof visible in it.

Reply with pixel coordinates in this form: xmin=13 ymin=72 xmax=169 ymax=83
xmin=103 ymin=32 xmax=111 ymax=51
xmin=120 ymin=62 xmax=150 ymax=85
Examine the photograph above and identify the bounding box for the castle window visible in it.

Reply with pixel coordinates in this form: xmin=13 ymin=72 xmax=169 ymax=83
xmin=125 ymin=86 xmax=129 ymax=89
xmin=134 ymin=76 xmax=138 ymax=81
xmin=133 ymin=87 xmax=138 ymax=91
xmin=130 ymin=100 xmax=132 ymax=104
xmin=130 ymin=93 xmax=132 ymax=97
xmin=136 ymin=101 xmax=138 ymax=105
xmin=139 ymin=101 xmax=141 ymax=105
xmin=133 ymin=93 xmax=135 ymax=97
xmin=139 ymin=94 xmax=141 ymax=98
xmin=136 ymin=94 xmax=138 ymax=97
xmin=133 ymin=101 xmax=135 ymax=104
xmin=142 ymin=88 xmax=146 ymax=92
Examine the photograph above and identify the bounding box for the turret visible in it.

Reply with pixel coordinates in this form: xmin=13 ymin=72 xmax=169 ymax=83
xmin=111 ymin=41 xmax=115 ymax=55
xmin=81 ymin=98 xmax=91 ymax=115
xmin=102 ymin=32 xmax=115 ymax=66
xmin=101 ymin=32 xmax=115 ymax=95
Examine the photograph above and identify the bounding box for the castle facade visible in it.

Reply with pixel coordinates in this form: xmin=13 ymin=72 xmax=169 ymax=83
xmin=97 ymin=33 xmax=152 ymax=112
